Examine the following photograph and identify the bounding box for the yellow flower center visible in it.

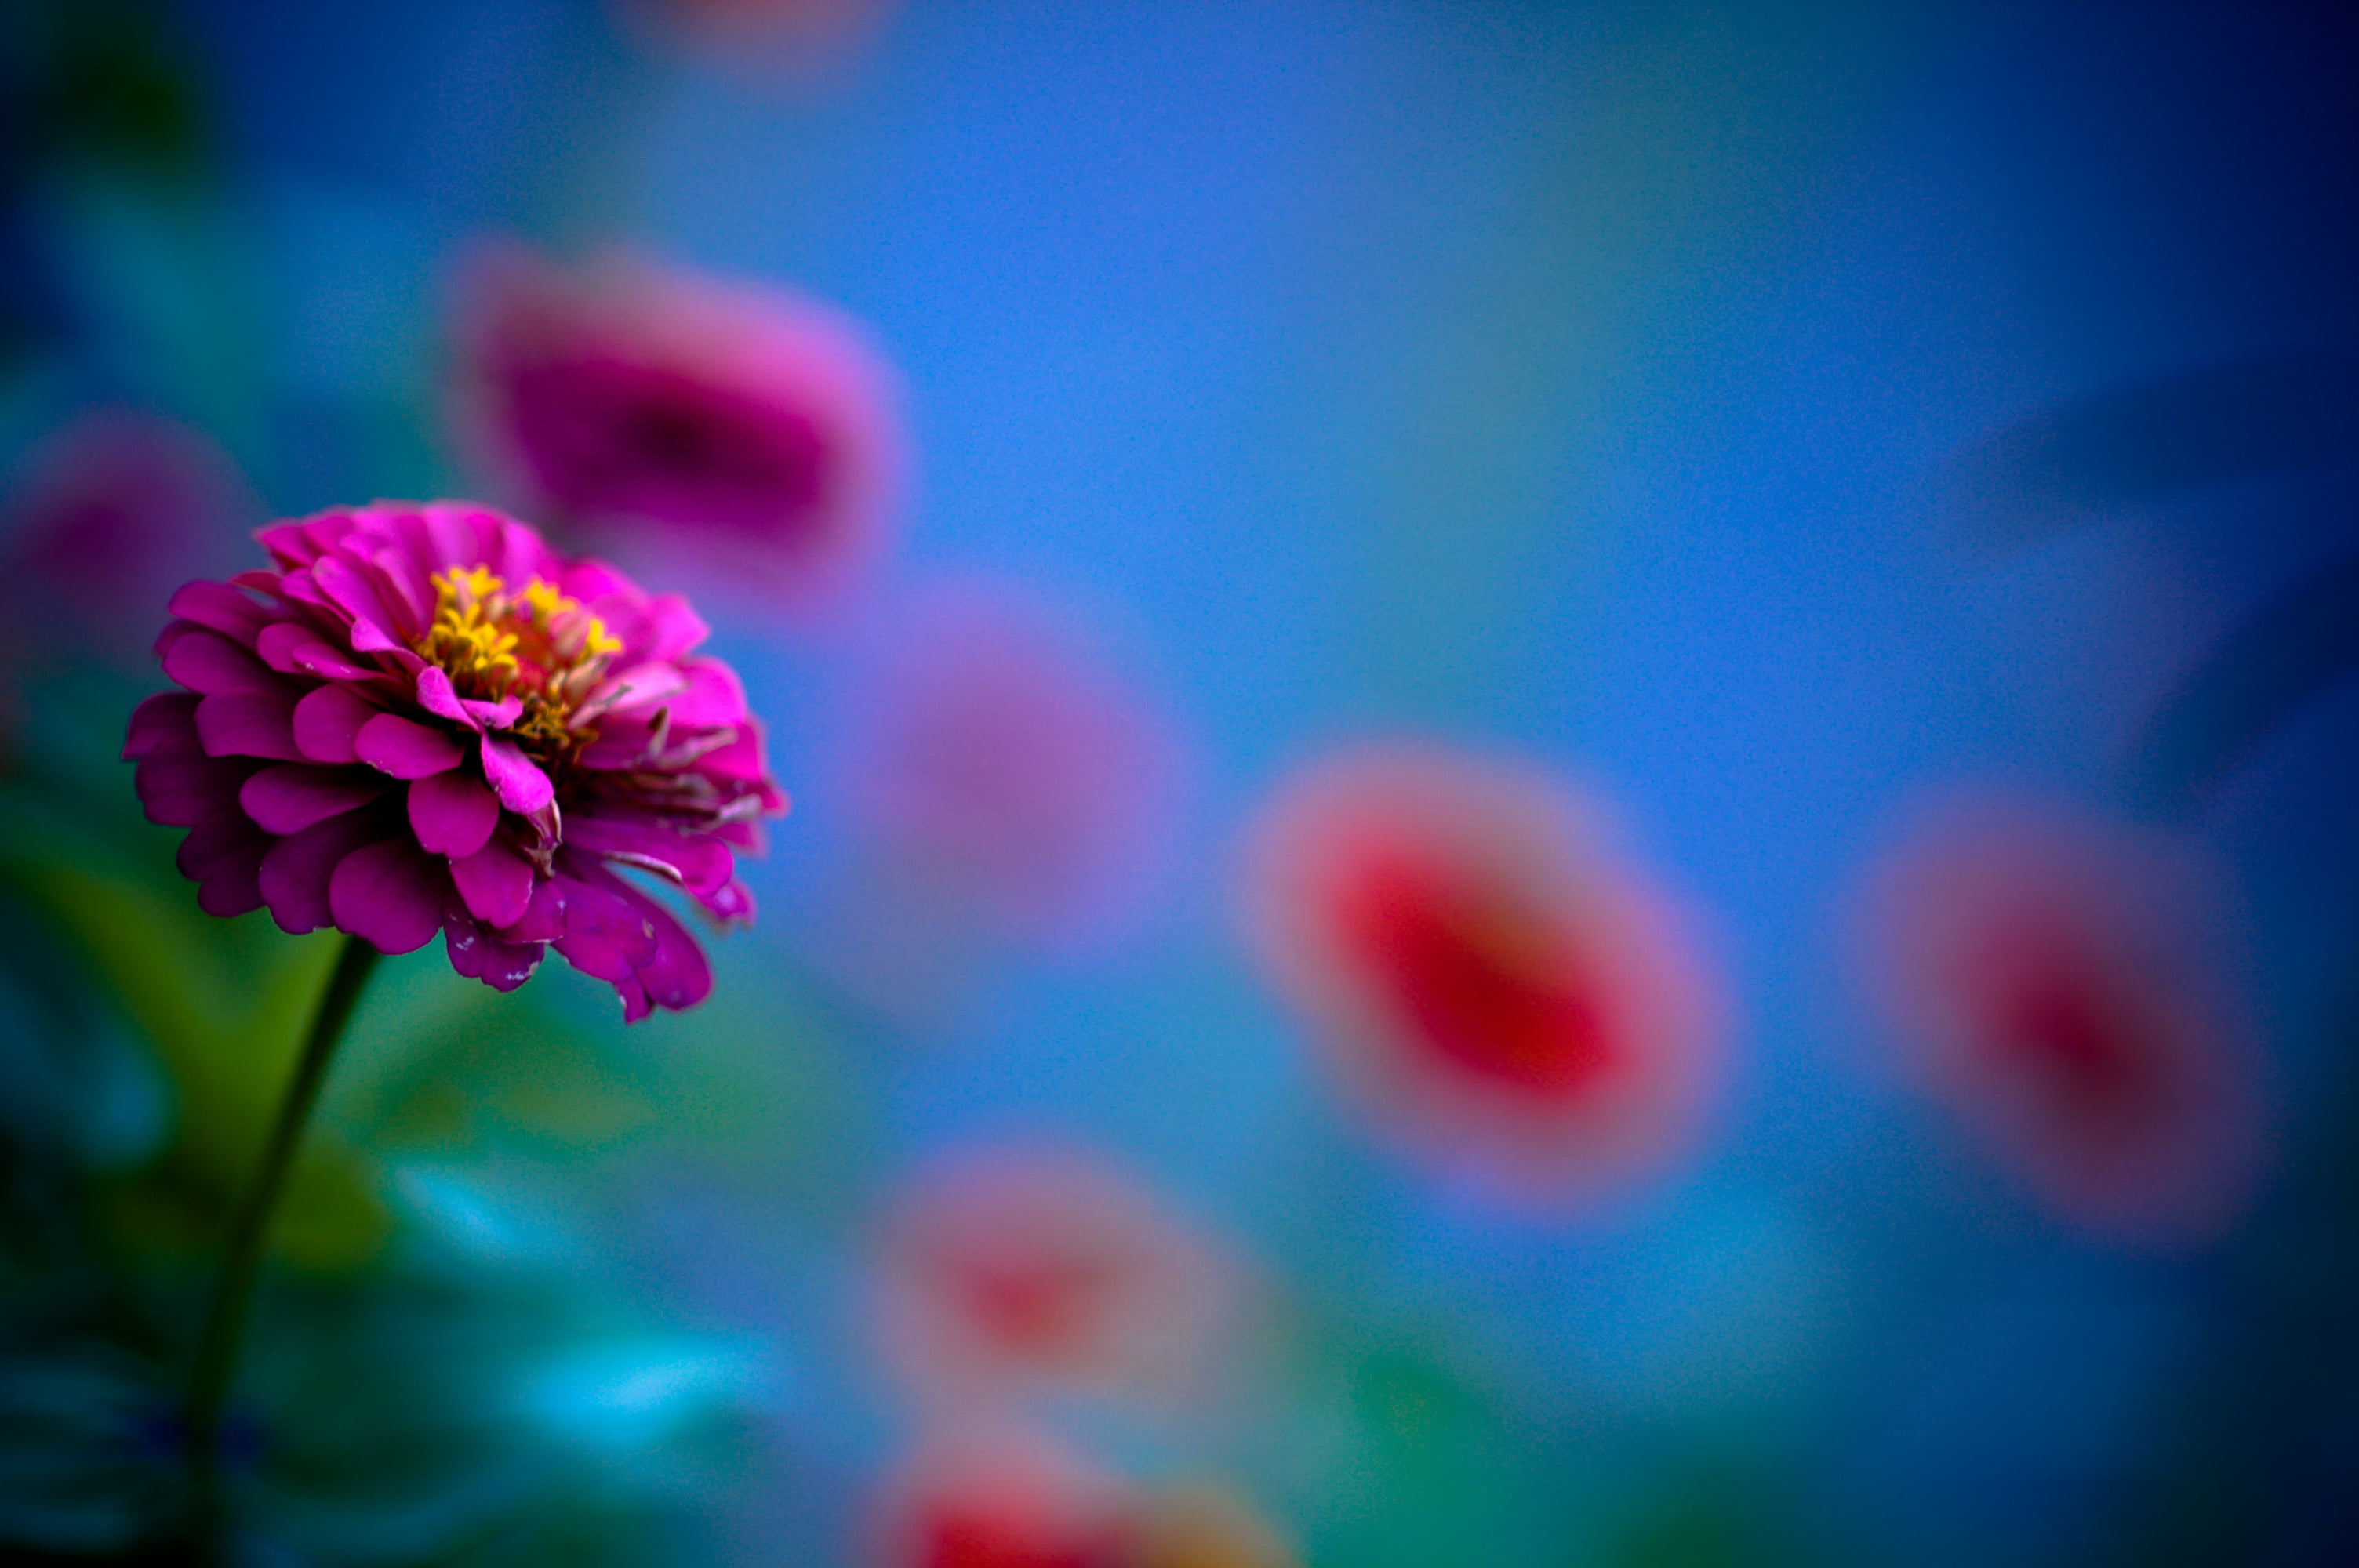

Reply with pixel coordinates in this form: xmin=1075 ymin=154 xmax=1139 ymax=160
xmin=418 ymin=566 xmax=621 ymax=757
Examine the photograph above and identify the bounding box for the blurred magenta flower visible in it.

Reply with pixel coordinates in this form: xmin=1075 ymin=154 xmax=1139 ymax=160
xmin=124 ymin=500 xmax=785 ymax=1018
xmin=451 ymin=245 xmax=904 ymax=621
xmin=1854 ymin=795 xmax=2263 ymax=1244
xmin=2 ymin=408 xmax=258 ymax=659
xmin=874 ymin=1144 xmax=1243 ymax=1410
xmin=872 ymin=1422 xmax=1141 ymax=1568
xmin=1244 ymin=746 xmax=1723 ymax=1209
xmin=833 ymin=583 xmax=1188 ymax=953
xmin=616 ymin=0 xmax=899 ymax=67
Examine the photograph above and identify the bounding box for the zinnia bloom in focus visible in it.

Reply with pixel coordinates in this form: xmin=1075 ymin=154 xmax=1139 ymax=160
xmin=874 ymin=1145 xmax=1241 ymax=1410
xmin=452 ymin=245 xmax=903 ymax=619
xmin=1243 ymin=746 xmax=1722 ymax=1208
xmin=125 ymin=501 xmax=785 ymax=1019
xmin=1854 ymin=795 xmax=2262 ymax=1243
xmin=874 ymin=1424 xmax=1141 ymax=1568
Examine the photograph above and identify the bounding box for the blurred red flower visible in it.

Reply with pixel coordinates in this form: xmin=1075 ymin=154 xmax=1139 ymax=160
xmin=1243 ymin=745 xmax=1722 ymax=1209
xmin=874 ymin=1144 xmax=1242 ymax=1410
xmin=873 ymin=1424 xmax=1141 ymax=1568
xmin=1855 ymin=795 xmax=2264 ymax=1243
xmin=452 ymin=245 xmax=904 ymax=622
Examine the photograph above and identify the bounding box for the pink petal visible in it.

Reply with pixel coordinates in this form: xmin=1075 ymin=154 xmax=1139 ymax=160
xmin=665 ymin=658 xmax=750 ymax=728
xmin=292 ymin=684 xmax=379 ymax=764
xmin=697 ymin=878 xmax=757 ymax=924
xmin=252 ymin=622 xmax=311 ymax=672
xmin=413 ymin=666 xmax=482 ymax=731
xmin=166 ymin=580 xmax=275 ymax=643
xmin=355 ymin=713 xmax=465 ymax=779
xmin=493 ymin=876 xmax=567 ymax=943
xmin=161 ymin=628 xmax=280 ymax=696
xmin=195 ymin=690 xmax=304 ymax=761
xmin=136 ymin=741 xmax=258 ymax=827
xmin=549 ymin=866 xmax=660 ymax=981
xmin=694 ymin=722 xmax=774 ymax=786
xmin=711 ymin=818 xmax=766 ymax=852
xmin=450 ymin=833 xmax=536 ymax=927
xmin=487 ymin=510 xmax=560 ymax=587
xmin=591 ymin=662 xmax=692 ymax=720
xmin=479 ymin=735 xmax=554 ymax=814
xmin=608 ymin=877 xmax=713 ymax=1013
xmin=257 ymin=622 xmax=379 ymax=682
xmin=177 ymin=805 xmax=269 ymax=882
xmin=577 ymin=718 xmax=657 ymax=770
xmin=277 ymin=568 xmax=331 ymax=612
xmin=124 ymin=691 xmax=200 ymax=760
xmin=565 ymin=815 xmax=733 ymax=894
xmin=415 ymin=666 xmax=524 ymax=732
xmin=256 ymin=521 xmax=319 ymax=567
xmin=693 ymin=727 xmax=788 ymax=814
xmin=603 ymin=593 xmax=707 ymax=663
xmin=196 ymin=853 xmax=267 ymax=918
xmin=409 ymin=770 xmax=500 ymax=858
xmin=612 ymin=973 xmax=652 ymax=1024
xmin=177 ymin=786 xmax=271 ymax=914
xmin=258 ymin=809 xmax=382 ymax=934
xmin=240 ymin=763 xmax=383 ymax=835
xmin=422 ymin=503 xmax=489 ymax=572
xmin=441 ymin=898 xmax=544 ymax=992
xmin=152 ymin=620 xmax=198 ymax=666
xmin=329 ymin=839 xmax=448 ymax=954
xmin=296 ymin=640 xmax=394 ymax=681
xmin=312 ymin=554 xmax=405 ymax=652
xmin=556 ymin=559 xmax=629 ymax=603
xmin=366 ymin=545 xmax=431 ymax=637
xmin=465 ymin=693 xmax=523 ymax=730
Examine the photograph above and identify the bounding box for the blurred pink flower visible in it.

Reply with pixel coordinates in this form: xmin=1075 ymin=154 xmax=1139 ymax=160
xmin=452 ymin=245 xmax=904 ymax=620
xmin=2 ymin=408 xmax=257 ymax=659
xmin=1243 ymin=746 xmax=1723 ymax=1209
xmin=833 ymin=583 xmax=1189 ymax=952
xmin=125 ymin=501 xmax=785 ymax=1018
xmin=874 ymin=1145 xmax=1242 ymax=1409
xmin=617 ymin=0 xmax=897 ymax=61
xmin=1855 ymin=795 xmax=2263 ymax=1243
xmin=871 ymin=1423 xmax=1141 ymax=1568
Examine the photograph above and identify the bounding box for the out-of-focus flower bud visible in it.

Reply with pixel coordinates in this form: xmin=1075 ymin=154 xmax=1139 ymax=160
xmin=1852 ymin=793 xmax=2265 ymax=1244
xmin=1242 ymin=743 xmax=1724 ymax=1210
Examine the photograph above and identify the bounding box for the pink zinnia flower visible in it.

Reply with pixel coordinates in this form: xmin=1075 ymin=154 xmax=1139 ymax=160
xmin=873 ymin=1145 xmax=1242 ymax=1410
xmin=832 ymin=583 xmax=1188 ymax=952
xmin=452 ymin=245 xmax=904 ymax=620
xmin=123 ymin=501 xmax=786 ymax=1019
xmin=1242 ymin=746 xmax=1723 ymax=1208
xmin=871 ymin=1424 xmax=1141 ymax=1568
xmin=1854 ymin=795 xmax=2263 ymax=1243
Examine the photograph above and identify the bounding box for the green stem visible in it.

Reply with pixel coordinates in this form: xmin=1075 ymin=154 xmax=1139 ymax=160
xmin=181 ymin=934 xmax=380 ymax=1496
